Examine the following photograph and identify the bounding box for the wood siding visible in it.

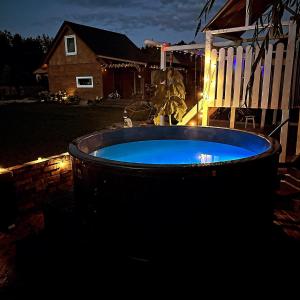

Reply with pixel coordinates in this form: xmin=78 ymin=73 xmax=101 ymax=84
xmin=48 ymin=27 xmax=103 ymax=99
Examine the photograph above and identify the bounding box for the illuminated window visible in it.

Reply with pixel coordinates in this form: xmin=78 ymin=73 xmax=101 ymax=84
xmin=65 ymin=35 xmax=77 ymax=55
xmin=76 ymin=76 xmax=93 ymax=88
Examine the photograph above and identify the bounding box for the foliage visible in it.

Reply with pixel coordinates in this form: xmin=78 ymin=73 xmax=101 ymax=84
xmin=151 ymin=67 xmax=187 ymax=125
xmin=38 ymin=90 xmax=80 ymax=105
xmin=0 ymin=30 xmax=53 ymax=88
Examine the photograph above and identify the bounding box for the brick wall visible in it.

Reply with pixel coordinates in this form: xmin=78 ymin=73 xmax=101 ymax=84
xmin=0 ymin=153 xmax=73 ymax=211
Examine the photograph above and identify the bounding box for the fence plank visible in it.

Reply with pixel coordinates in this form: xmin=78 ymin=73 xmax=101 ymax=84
xmin=233 ymin=46 xmax=243 ymax=107
xmin=209 ymin=49 xmax=218 ymax=105
xmin=224 ymin=47 xmax=234 ymax=107
xmin=281 ymin=21 xmax=297 ymax=109
xmin=270 ymin=43 xmax=284 ymax=109
xmin=291 ymin=39 xmax=300 ymax=107
xmin=216 ymin=48 xmax=225 ymax=107
xmin=261 ymin=44 xmax=273 ymax=109
xmin=242 ymin=46 xmax=253 ymax=107
xmin=252 ymin=46 xmax=262 ymax=108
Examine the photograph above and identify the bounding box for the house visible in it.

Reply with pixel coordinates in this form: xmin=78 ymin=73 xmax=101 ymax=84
xmin=42 ymin=21 xmax=146 ymax=100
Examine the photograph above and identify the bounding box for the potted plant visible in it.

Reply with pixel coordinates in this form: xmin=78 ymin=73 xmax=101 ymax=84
xmin=151 ymin=67 xmax=187 ymax=125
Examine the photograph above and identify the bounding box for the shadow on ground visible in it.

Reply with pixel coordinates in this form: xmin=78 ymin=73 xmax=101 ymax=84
xmin=1 ymin=191 xmax=300 ymax=298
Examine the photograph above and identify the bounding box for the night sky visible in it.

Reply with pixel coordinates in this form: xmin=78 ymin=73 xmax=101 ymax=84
xmin=0 ymin=0 xmax=224 ymax=47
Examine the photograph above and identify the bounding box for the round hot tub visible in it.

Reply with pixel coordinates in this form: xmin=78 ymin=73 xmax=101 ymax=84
xmin=69 ymin=126 xmax=280 ymax=259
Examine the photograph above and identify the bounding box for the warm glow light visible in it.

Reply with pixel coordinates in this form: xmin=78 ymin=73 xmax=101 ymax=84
xmin=37 ymin=157 xmax=43 ymax=161
xmin=58 ymin=159 xmax=67 ymax=169
xmin=0 ymin=167 xmax=7 ymax=174
xmin=189 ymin=121 xmax=196 ymax=126
xmin=197 ymin=91 xmax=203 ymax=98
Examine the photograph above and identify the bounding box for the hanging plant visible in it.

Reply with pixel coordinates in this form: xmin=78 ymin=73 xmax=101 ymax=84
xmin=151 ymin=67 xmax=187 ymax=125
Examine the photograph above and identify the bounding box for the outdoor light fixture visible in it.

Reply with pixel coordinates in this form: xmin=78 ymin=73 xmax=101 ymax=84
xmin=0 ymin=167 xmax=7 ymax=174
xmin=36 ymin=157 xmax=47 ymax=163
xmin=58 ymin=158 xmax=67 ymax=169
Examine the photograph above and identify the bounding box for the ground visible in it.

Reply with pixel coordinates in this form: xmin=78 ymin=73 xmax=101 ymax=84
xmin=0 ymin=103 xmax=123 ymax=167
xmin=0 ymin=103 xmax=300 ymax=295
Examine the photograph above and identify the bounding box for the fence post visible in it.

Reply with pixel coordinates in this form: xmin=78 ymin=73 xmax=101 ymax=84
xmin=229 ymin=108 xmax=236 ymax=128
xmin=280 ymin=109 xmax=289 ymax=162
xmin=260 ymin=109 xmax=267 ymax=129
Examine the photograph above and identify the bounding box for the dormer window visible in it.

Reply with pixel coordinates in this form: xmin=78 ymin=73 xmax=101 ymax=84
xmin=64 ymin=35 xmax=77 ymax=55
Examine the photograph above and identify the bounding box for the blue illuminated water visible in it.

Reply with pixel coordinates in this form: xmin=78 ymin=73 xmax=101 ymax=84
xmin=91 ymin=139 xmax=262 ymax=165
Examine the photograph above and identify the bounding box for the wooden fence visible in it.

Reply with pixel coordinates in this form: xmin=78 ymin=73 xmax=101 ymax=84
xmin=203 ymin=41 xmax=296 ymax=110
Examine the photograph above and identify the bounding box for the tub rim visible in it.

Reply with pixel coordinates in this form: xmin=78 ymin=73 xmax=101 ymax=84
xmin=68 ymin=125 xmax=281 ymax=170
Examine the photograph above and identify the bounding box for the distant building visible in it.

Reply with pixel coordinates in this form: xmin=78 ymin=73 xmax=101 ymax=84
xmin=42 ymin=21 xmax=146 ymax=100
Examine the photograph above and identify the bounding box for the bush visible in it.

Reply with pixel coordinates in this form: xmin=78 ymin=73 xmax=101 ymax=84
xmin=37 ymin=90 xmax=81 ymax=105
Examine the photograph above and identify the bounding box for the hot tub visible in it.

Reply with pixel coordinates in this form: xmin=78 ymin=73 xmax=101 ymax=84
xmin=69 ymin=126 xmax=280 ymax=259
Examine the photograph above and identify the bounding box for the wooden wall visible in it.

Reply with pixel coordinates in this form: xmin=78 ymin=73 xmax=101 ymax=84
xmin=48 ymin=27 xmax=103 ymax=100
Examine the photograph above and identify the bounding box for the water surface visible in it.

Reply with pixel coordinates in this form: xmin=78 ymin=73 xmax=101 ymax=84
xmin=91 ymin=139 xmax=260 ymax=164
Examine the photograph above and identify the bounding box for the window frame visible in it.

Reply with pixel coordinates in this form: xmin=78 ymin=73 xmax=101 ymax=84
xmin=64 ymin=35 xmax=77 ymax=56
xmin=76 ymin=76 xmax=94 ymax=88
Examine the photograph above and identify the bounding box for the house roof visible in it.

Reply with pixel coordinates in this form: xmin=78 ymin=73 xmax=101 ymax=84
xmin=203 ymin=0 xmax=273 ymax=37
xmin=44 ymin=21 xmax=143 ymax=64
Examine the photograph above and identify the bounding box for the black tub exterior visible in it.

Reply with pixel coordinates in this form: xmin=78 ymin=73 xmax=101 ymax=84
xmin=69 ymin=126 xmax=281 ymax=259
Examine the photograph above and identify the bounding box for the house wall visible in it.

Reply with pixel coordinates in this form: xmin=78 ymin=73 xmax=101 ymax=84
xmin=48 ymin=27 xmax=103 ymax=100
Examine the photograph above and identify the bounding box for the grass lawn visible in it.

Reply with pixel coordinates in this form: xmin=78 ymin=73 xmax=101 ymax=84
xmin=0 ymin=103 xmax=123 ymax=167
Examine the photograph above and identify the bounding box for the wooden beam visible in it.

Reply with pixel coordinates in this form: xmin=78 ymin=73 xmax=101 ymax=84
xmin=229 ymin=108 xmax=236 ymax=128
xmin=245 ymin=0 xmax=251 ymax=26
xmin=165 ymin=44 xmax=204 ymax=51
xmin=164 ymin=41 xmax=235 ymax=52
xmin=272 ymin=109 xmax=278 ymax=125
xmin=201 ymin=102 xmax=209 ymax=126
xmin=160 ymin=48 xmax=166 ymax=70
xmin=210 ymin=21 xmax=289 ymax=35
xmin=97 ymin=55 xmax=146 ymax=66
xmin=260 ymin=109 xmax=267 ymax=129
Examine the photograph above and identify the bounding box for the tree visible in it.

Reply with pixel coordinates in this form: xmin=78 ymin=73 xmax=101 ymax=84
xmin=0 ymin=31 xmax=53 ymax=90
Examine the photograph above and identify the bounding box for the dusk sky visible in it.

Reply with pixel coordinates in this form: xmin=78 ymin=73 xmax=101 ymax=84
xmin=0 ymin=0 xmax=224 ymax=47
